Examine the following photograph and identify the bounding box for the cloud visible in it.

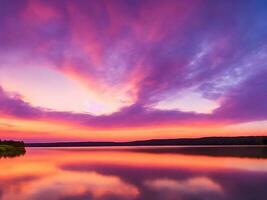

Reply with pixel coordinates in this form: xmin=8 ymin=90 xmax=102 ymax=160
xmin=19 ymin=171 xmax=139 ymax=200
xmin=145 ymin=177 xmax=223 ymax=200
xmin=0 ymin=0 xmax=267 ymax=133
xmin=0 ymin=79 xmax=266 ymax=130
xmin=214 ymin=69 xmax=267 ymax=122
xmin=0 ymin=85 xmax=205 ymax=128
xmin=0 ymin=86 xmax=42 ymax=119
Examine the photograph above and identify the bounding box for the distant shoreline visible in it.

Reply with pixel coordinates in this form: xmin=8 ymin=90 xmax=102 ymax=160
xmin=26 ymin=136 xmax=267 ymax=147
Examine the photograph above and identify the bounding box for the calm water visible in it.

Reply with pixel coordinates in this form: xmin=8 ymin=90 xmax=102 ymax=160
xmin=1 ymin=146 xmax=267 ymax=200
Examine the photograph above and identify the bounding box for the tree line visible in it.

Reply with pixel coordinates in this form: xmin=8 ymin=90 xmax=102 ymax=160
xmin=0 ymin=140 xmax=25 ymax=147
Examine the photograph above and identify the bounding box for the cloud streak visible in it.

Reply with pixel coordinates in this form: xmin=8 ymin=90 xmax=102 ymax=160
xmin=0 ymin=0 xmax=267 ymax=140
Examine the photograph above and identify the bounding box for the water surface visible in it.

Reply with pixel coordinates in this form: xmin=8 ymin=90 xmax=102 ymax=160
xmin=0 ymin=146 xmax=267 ymax=200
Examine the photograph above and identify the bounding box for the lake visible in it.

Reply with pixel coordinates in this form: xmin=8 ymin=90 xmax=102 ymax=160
xmin=0 ymin=146 xmax=267 ymax=200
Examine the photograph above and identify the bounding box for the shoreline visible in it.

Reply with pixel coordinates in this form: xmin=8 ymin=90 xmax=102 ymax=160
xmin=25 ymin=136 xmax=267 ymax=147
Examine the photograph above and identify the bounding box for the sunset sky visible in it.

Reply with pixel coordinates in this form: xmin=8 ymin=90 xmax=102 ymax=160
xmin=0 ymin=0 xmax=267 ymax=142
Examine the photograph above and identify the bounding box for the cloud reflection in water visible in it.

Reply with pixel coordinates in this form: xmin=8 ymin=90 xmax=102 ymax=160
xmin=0 ymin=147 xmax=267 ymax=200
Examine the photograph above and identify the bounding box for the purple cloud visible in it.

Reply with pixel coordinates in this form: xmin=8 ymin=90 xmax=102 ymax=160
xmin=0 ymin=86 xmax=42 ymax=118
xmin=214 ymin=69 xmax=267 ymax=122
xmin=0 ymin=0 xmax=267 ymax=130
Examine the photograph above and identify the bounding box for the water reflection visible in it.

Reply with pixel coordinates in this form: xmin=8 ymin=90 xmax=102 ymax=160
xmin=0 ymin=146 xmax=267 ymax=200
xmin=0 ymin=149 xmax=25 ymax=159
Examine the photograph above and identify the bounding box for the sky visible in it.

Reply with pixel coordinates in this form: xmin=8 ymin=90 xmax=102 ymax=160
xmin=0 ymin=0 xmax=267 ymax=142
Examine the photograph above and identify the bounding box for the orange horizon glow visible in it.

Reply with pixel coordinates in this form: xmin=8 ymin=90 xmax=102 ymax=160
xmin=0 ymin=115 xmax=267 ymax=142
